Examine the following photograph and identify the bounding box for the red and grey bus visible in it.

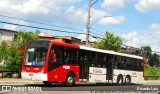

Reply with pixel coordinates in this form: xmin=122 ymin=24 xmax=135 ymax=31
xmin=21 ymin=40 xmax=144 ymax=86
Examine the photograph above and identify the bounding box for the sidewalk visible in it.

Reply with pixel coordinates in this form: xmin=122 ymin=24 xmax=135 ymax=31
xmin=0 ymin=78 xmax=42 ymax=85
xmin=141 ymin=80 xmax=160 ymax=85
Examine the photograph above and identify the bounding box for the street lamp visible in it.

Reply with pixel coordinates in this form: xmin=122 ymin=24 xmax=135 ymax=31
xmin=85 ymin=0 xmax=112 ymax=46
xmin=86 ymin=15 xmax=112 ymax=46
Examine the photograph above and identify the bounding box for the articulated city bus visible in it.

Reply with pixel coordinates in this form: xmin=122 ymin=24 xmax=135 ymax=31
xmin=21 ymin=40 xmax=144 ymax=86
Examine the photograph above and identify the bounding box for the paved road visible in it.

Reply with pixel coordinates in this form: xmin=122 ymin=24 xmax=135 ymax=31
xmin=0 ymin=83 xmax=159 ymax=94
xmin=0 ymin=79 xmax=159 ymax=94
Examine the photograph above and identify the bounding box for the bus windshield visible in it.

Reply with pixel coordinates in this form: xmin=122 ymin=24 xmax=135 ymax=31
xmin=25 ymin=47 xmax=48 ymax=66
xmin=24 ymin=41 xmax=50 ymax=67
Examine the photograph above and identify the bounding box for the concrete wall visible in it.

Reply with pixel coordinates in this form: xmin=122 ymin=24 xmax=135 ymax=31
xmin=0 ymin=29 xmax=17 ymax=42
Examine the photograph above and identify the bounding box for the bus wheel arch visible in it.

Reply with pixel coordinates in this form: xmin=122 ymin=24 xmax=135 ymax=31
xmin=125 ymin=75 xmax=131 ymax=85
xmin=65 ymin=71 xmax=76 ymax=86
xmin=116 ymin=74 xmax=123 ymax=85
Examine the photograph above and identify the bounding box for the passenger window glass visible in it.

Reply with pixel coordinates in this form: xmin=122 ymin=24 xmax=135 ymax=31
xmin=64 ymin=48 xmax=78 ymax=65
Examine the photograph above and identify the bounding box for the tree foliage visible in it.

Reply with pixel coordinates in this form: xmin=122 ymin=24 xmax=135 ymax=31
xmin=0 ymin=41 xmax=8 ymax=64
xmin=144 ymin=64 xmax=160 ymax=80
xmin=94 ymin=32 xmax=123 ymax=52
xmin=0 ymin=30 xmax=40 ymax=71
xmin=141 ymin=46 xmax=160 ymax=66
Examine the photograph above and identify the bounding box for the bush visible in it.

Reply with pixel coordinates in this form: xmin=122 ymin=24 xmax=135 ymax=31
xmin=144 ymin=64 xmax=160 ymax=80
xmin=0 ymin=66 xmax=3 ymax=70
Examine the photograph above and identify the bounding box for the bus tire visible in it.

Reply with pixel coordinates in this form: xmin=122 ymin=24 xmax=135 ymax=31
xmin=65 ymin=73 xmax=75 ymax=86
xmin=125 ymin=75 xmax=131 ymax=85
xmin=43 ymin=81 xmax=52 ymax=86
xmin=116 ymin=75 xmax=123 ymax=85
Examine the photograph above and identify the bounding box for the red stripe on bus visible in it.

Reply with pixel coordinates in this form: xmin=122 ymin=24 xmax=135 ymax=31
xmin=114 ymin=74 xmax=137 ymax=77
xmin=130 ymin=76 xmax=137 ymax=77
xmin=89 ymin=73 xmax=106 ymax=75
xmin=113 ymin=74 xmax=126 ymax=76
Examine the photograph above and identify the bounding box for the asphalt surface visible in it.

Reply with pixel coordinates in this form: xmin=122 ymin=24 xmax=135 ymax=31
xmin=0 ymin=78 xmax=159 ymax=94
xmin=0 ymin=84 xmax=159 ymax=94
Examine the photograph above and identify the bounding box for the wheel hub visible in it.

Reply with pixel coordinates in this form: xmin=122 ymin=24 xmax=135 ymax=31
xmin=68 ymin=77 xmax=73 ymax=83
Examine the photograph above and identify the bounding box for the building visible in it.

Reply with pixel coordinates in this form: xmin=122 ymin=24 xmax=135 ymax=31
xmin=0 ymin=29 xmax=95 ymax=46
xmin=39 ymin=32 xmax=95 ymax=47
xmin=39 ymin=32 xmax=54 ymax=40
xmin=54 ymin=36 xmax=82 ymax=44
xmin=80 ymin=41 xmax=95 ymax=47
xmin=0 ymin=29 xmax=18 ymax=45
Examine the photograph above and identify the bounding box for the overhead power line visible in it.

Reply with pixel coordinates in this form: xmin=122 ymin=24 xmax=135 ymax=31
xmin=91 ymin=0 xmax=99 ymax=7
xmin=0 ymin=14 xmax=84 ymax=32
xmin=0 ymin=14 xmax=101 ymax=38
xmin=0 ymin=20 xmax=85 ymax=35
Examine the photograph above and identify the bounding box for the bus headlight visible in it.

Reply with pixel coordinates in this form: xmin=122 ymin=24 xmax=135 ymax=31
xmin=39 ymin=69 xmax=44 ymax=73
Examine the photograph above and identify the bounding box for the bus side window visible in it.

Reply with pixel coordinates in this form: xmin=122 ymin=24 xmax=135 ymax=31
xmin=117 ymin=56 xmax=122 ymax=69
xmin=126 ymin=58 xmax=131 ymax=70
xmin=114 ymin=56 xmax=117 ymax=69
xmin=139 ymin=60 xmax=143 ymax=71
xmin=89 ymin=52 xmax=96 ymax=67
xmin=64 ymin=48 xmax=78 ymax=65
xmin=97 ymin=53 xmax=106 ymax=68
xmin=49 ymin=46 xmax=62 ymax=64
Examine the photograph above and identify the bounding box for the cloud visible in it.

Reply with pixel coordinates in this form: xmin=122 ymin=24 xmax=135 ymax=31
xmin=77 ymin=29 xmax=96 ymax=42
xmin=122 ymin=29 xmax=160 ymax=53
xmin=3 ymin=19 xmax=28 ymax=31
xmin=122 ymin=31 xmax=141 ymax=47
xmin=0 ymin=0 xmax=124 ymax=26
xmin=64 ymin=6 xmax=87 ymax=23
xmin=135 ymin=0 xmax=160 ymax=12
xmin=98 ymin=16 xmax=125 ymax=25
xmin=90 ymin=8 xmax=107 ymax=22
xmin=0 ymin=0 xmax=81 ymax=23
xmin=150 ymin=23 xmax=160 ymax=32
xmin=101 ymin=0 xmax=127 ymax=10
xmin=122 ymin=32 xmax=137 ymax=40
xmin=64 ymin=6 xmax=109 ymax=24
xmin=4 ymin=24 xmax=16 ymax=31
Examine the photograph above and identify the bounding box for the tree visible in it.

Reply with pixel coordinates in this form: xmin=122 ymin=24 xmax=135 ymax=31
xmin=141 ymin=46 xmax=153 ymax=66
xmin=152 ymin=53 xmax=160 ymax=67
xmin=4 ymin=30 xmax=40 ymax=71
xmin=94 ymin=32 xmax=123 ymax=52
xmin=0 ymin=41 xmax=8 ymax=65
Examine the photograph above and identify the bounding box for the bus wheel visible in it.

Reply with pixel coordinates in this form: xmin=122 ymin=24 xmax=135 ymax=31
xmin=125 ymin=75 xmax=131 ymax=85
xmin=116 ymin=75 xmax=123 ymax=85
xmin=65 ymin=73 xmax=75 ymax=86
xmin=43 ymin=81 xmax=52 ymax=86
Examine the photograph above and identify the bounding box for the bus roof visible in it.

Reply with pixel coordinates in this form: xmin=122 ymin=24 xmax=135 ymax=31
xmin=39 ymin=40 xmax=143 ymax=60
xmin=80 ymin=46 xmax=143 ymax=60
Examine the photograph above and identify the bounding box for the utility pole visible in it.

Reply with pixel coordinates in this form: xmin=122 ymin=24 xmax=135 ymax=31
xmin=86 ymin=0 xmax=91 ymax=46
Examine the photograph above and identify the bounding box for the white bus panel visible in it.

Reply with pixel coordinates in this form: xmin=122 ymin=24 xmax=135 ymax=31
xmin=113 ymin=69 xmax=144 ymax=83
xmin=89 ymin=67 xmax=106 ymax=83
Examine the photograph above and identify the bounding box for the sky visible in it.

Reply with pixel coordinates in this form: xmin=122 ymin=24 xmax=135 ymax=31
xmin=0 ymin=0 xmax=160 ymax=53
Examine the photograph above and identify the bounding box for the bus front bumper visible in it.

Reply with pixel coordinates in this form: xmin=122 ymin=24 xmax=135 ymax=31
xmin=21 ymin=72 xmax=47 ymax=81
